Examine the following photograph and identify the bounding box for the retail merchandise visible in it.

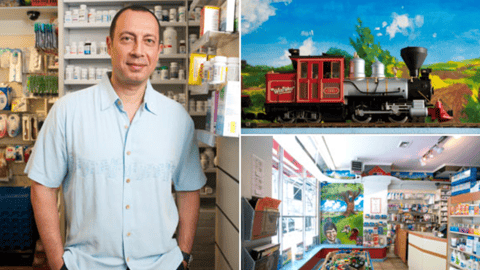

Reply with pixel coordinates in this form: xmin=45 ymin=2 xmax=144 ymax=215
xmin=200 ymin=6 xmax=220 ymax=36
xmin=65 ymin=7 xmax=117 ymax=24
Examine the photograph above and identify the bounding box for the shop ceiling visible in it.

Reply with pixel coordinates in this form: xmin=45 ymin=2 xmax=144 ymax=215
xmin=315 ymin=135 xmax=480 ymax=174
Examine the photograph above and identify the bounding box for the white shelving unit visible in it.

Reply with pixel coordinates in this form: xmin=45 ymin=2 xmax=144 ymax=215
xmin=447 ymin=191 xmax=480 ymax=270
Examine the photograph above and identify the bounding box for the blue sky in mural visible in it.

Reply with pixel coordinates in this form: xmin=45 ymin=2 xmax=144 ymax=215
xmin=321 ymin=194 xmax=364 ymax=212
xmin=241 ymin=0 xmax=480 ymax=67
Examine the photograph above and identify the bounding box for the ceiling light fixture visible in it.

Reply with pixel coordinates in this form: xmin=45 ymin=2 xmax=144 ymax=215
xmin=420 ymin=159 xmax=426 ymax=166
xmin=419 ymin=137 xmax=450 ymax=166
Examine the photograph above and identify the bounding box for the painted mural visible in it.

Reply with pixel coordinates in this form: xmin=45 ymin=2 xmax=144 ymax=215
xmin=320 ymin=183 xmax=364 ymax=245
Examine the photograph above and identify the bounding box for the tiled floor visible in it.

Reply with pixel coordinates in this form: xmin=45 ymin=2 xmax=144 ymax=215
xmin=371 ymin=253 xmax=408 ymax=270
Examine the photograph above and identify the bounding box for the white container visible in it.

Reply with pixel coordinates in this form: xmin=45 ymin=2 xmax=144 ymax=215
xmin=96 ymin=10 xmax=102 ymax=22
xmin=170 ymin=62 xmax=178 ymax=79
xmin=196 ymin=100 xmax=204 ymax=112
xmin=189 ymin=34 xmax=197 ymax=53
xmin=162 ymin=10 xmax=168 ymax=22
xmin=84 ymin=41 xmax=91 ymax=55
xmin=212 ymin=56 xmax=227 ymax=84
xmin=163 ymin=27 xmax=177 ymax=55
xmin=65 ymin=11 xmax=72 ymax=23
xmin=65 ymin=66 xmax=74 ymax=80
xmin=88 ymin=67 xmax=95 ymax=80
xmin=203 ymin=61 xmax=211 ymax=83
xmin=189 ymin=99 xmax=195 ymax=112
xmin=96 ymin=68 xmax=102 ymax=80
xmin=81 ymin=68 xmax=88 ymax=80
xmin=72 ymin=9 xmax=79 ymax=22
xmin=91 ymin=42 xmax=97 ymax=55
xmin=74 ymin=66 xmax=81 ymax=80
xmin=154 ymin=6 xmax=162 ymax=20
xmin=200 ymin=6 xmax=219 ymax=36
xmin=102 ymin=10 xmax=109 ymax=23
xmin=70 ymin=42 xmax=77 ymax=55
xmin=78 ymin=41 xmax=84 ymax=55
xmin=100 ymin=42 xmax=107 ymax=54
xmin=169 ymin=8 xmax=177 ymax=22
xmin=227 ymin=57 xmax=239 ymax=81
xmin=179 ymin=69 xmax=185 ymax=80
xmin=179 ymin=40 xmax=186 ymax=54
xmin=160 ymin=67 xmax=169 ymax=80
xmin=79 ymin=5 xmax=87 ymax=22
xmin=109 ymin=10 xmax=116 ymax=21
xmin=178 ymin=7 xmax=186 ymax=22
xmin=194 ymin=7 xmax=201 ymax=22
xmin=88 ymin=9 xmax=95 ymax=23
xmin=65 ymin=45 xmax=71 ymax=55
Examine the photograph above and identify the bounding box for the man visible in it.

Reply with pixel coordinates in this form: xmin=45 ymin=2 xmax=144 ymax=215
xmin=26 ymin=6 xmax=206 ymax=270
xmin=322 ymin=219 xmax=341 ymax=244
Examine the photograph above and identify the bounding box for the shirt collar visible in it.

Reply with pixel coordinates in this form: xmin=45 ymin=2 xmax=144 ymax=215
xmin=99 ymin=73 xmax=158 ymax=115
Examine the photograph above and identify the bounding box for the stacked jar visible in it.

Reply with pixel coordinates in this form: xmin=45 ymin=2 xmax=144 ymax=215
xmin=66 ymin=66 xmax=107 ymax=81
xmin=65 ymin=6 xmax=117 ymax=24
xmin=65 ymin=41 xmax=107 ymax=55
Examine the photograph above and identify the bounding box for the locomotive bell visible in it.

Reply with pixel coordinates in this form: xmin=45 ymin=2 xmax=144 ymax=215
xmin=401 ymin=47 xmax=428 ymax=78
xmin=372 ymin=59 xmax=385 ymax=79
xmin=349 ymin=53 xmax=365 ymax=80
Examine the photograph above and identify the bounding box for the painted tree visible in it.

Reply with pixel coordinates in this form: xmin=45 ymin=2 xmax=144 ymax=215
xmin=349 ymin=18 xmax=399 ymax=77
xmin=321 ymin=183 xmax=363 ymax=217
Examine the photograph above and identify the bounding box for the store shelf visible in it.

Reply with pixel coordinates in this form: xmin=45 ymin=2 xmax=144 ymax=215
xmin=449 ymin=231 xmax=477 ymax=237
xmin=150 ymin=79 xmax=187 ymax=85
xmin=158 ymin=54 xmax=188 ymax=59
xmin=189 ymin=21 xmax=200 ymax=27
xmin=64 ymin=22 xmax=111 ymax=29
xmin=190 ymin=31 xmax=239 ymax=53
xmin=160 ymin=21 xmax=187 ymax=27
xmin=450 ymin=215 xmax=480 ymax=218
xmin=450 ymin=247 xmax=480 ymax=259
xmin=0 ymin=6 xmax=57 ymax=20
xmin=204 ymin=168 xmax=216 ymax=173
xmin=64 ymin=79 xmax=101 ymax=85
xmin=189 ymin=111 xmax=207 ymax=116
xmin=449 ymin=262 xmax=467 ymax=270
xmin=189 ymin=0 xmax=217 ymax=10
xmin=64 ymin=54 xmax=111 ymax=60
xmin=65 ymin=0 xmax=186 ymax=4
xmin=196 ymin=129 xmax=215 ymax=147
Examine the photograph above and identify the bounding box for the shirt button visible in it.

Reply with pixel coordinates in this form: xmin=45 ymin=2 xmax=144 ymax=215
xmin=126 ymin=179 xmax=131 ymax=183
xmin=127 ymin=232 xmax=131 ymax=237
xmin=127 ymin=151 xmax=131 ymax=155
xmin=124 ymin=125 xmax=128 ymax=129
xmin=117 ymin=100 xmax=122 ymax=106
xmin=126 ymin=205 xmax=130 ymax=210
xmin=127 ymin=257 xmax=130 ymax=262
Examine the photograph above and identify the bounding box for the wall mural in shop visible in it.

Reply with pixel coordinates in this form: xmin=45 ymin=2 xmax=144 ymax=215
xmin=320 ymin=183 xmax=364 ymax=245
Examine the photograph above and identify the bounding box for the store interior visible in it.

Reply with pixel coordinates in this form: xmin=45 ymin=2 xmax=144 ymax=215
xmin=241 ymin=135 xmax=480 ymax=270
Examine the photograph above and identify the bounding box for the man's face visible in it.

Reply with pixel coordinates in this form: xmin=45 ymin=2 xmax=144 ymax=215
xmin=325 ymin=228 xmax=337 ymax=242
xmin=107 ymin=10 xmax=160 ymax=86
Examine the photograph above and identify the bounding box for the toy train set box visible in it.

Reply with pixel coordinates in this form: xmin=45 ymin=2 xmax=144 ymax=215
xmin=320 ymin=250 xmax=373 ymax=270
xmin=242 ymin=47 xmax=453 ymax=125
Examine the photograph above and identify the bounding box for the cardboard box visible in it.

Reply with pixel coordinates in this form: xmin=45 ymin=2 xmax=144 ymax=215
xmin=220 ymin=0 xmax=235 ymax=32
xmin=200 ymin=6 xmax=219 ymax=36
xmin=215 ymin=81 xmax=239 ymax=137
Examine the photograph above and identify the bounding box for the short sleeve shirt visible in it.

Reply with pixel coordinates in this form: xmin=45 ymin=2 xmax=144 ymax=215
xmin=25 ymin=75 xmax=207 ymax=270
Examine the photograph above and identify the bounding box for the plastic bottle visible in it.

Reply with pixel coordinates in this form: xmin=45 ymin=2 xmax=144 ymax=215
xmin=81 ymin=68 xmax=88 ymax=80
xmin=154 ymin=6 xmax=162 ymax=20
xmin=160 ymin=66 xmax=169 ymax=80
xmin=91 ymin=41 xmax=97 ymax=55
xmin=71 ymin=42 xmax=77 ymax=55
xmin=202 ymin=61 xmax=211 ymax=84
xmin=65 ymin=65 xmax=74 ymax=80
xmin=84 ymin=41 xmax=91 ymax=55
xmin=169 ymin=8 xmax=177 ymax=22
xmin=178 ymin=6 xmax=186 ymax=22
xmin=109 ymin=10 xmax=116 ymax=21
xmin=78 ymin=41 xmax=84 ymax=55
xmin=96 ymin=68 xmax=102 ymax=80
xmin=72 ymin=9 xmax=79 ymax=22
xmin=163 ymin=27 xmax=177 ymax=55
xmin=162 ymin=10 xmax=168 ymax=21
xmin=102 ymin=10 xmax=109 ymax=23
xmin=227 ymin=57 xmax=239 ymax=81
xmin=88 ymin=9 xmax=95 ymax=23
xmin=100 ymin=42 xmax=107 ymax=54
xmin=212 ymin=56 xmax=227 ymax=84
xmin=79 ymin=5 xmax=87 ymax=22
xmin=88 ymin=67 xmax=95 ymax=80
xmin=96 ymin=10 xmax=102 ymax=22
xmin=170 ymin=62 xmax=178 ymax=79
xmin=65 ymin=11 xmax=72 ymax=23
xmin=179 ymin=40 xmax=186 ymax=54
xmin=189 ymin=34 xmax=197 ymax=53
xmin=74 ymin=66 xmax=81 ymax=80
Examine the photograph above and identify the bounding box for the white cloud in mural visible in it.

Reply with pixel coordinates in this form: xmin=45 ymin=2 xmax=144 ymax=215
xmin=301 ymin=30 xmax=314 ymax=37
xmin=241 ymin=0 xmax=292 ymax=35
xmin=375 ymin=27 xmax=380 ymax=31
xmin=385 ymin=13 xmax=424 ymax=40
xmin=377 ymin=33 xmax=383 ymax=37
xmin=299 ymin=37 xmax=316 ymax=56
xmin=382 ymin=21 xmax=388 ymax=28
xmin=433 ymin=33 xmax=437 ymax=38
xmin=354 ymin=195 xmax=363 ymax=206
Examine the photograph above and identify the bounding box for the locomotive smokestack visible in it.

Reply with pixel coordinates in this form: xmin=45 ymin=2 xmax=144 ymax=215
xmin=289 ymin=48 xmax=299 ymax=70
xmin=401 ymin=47 xmax=428 ymax=78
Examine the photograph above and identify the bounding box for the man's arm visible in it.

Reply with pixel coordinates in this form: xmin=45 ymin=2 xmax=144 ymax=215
xmin=176 ymin=190 xmax=201 ymax=267
xmin=31 ymin=180 xmax=65 ymax=270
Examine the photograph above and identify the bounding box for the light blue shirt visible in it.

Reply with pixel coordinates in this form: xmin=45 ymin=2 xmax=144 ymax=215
xmin=25 ymin=75 xmax=206 ymax=270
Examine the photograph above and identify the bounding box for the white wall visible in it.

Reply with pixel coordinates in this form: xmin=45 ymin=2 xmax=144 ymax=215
xmin=363 ymin=176 xmax=392 ymax=215
xmin=241 ymin=136 xmax=273 ymax=199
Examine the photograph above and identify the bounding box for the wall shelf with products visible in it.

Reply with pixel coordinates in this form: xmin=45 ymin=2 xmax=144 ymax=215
xmin=447 ymin=189 xmax=480 ymax=270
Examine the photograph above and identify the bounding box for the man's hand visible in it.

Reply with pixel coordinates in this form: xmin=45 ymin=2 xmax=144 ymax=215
xmin=176 ymin=190 xmax=200 ymax=267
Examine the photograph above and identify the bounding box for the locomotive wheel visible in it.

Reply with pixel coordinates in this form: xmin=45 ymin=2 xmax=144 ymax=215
xmin=305 ymin=111 xmax=322 ymax=123
xmin=388 ymin=114 xmax=409 ymax=123
xmin=276 ymin=111 xmax=295 ymax=123
xmin=352 ymin=105 xmax=372 ymax=123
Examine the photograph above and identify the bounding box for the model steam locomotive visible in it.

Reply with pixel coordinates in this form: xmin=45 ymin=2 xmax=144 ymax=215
xmin=243 ymin=47 xmax=452 ymax=123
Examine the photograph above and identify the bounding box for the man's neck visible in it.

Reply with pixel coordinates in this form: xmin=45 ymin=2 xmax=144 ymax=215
xmin=110 ymin=73 xmax=148 ymax=122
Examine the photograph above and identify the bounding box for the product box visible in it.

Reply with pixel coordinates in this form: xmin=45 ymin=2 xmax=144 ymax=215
xmin=188 ymin=53 xmax=207 ymax=85
xmin=220 ymin=0 xmax=235 ymax=32
xmin=200 ymin=6 xmax=220 ymax=36
xmin=215 ymin=81 xmax=239 ymax=137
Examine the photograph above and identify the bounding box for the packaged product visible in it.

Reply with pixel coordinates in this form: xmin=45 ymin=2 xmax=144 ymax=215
xmin=188 ymin=53 xmax=207 ymax=85
xmin=200 ymin=6 xmax=219 ymax=36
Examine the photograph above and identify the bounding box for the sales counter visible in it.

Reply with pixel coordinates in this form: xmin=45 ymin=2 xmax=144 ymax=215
xmin=407 ymin=231 xmax=447 ymax=270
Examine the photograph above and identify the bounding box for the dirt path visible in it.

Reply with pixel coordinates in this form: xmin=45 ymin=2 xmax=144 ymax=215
xmin=431 ymin=83 xmax=471 ymax=122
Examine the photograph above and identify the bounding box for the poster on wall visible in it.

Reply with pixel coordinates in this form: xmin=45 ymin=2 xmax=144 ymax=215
xmin=320 ymin=183 xmax=364 ymax=245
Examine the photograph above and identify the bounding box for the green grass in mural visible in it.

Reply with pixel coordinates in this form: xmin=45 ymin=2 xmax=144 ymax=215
xmin=425 ymin=61 xmax=467 ymax=71
xmin=321 ymin=212 xmax=363 ymax=244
